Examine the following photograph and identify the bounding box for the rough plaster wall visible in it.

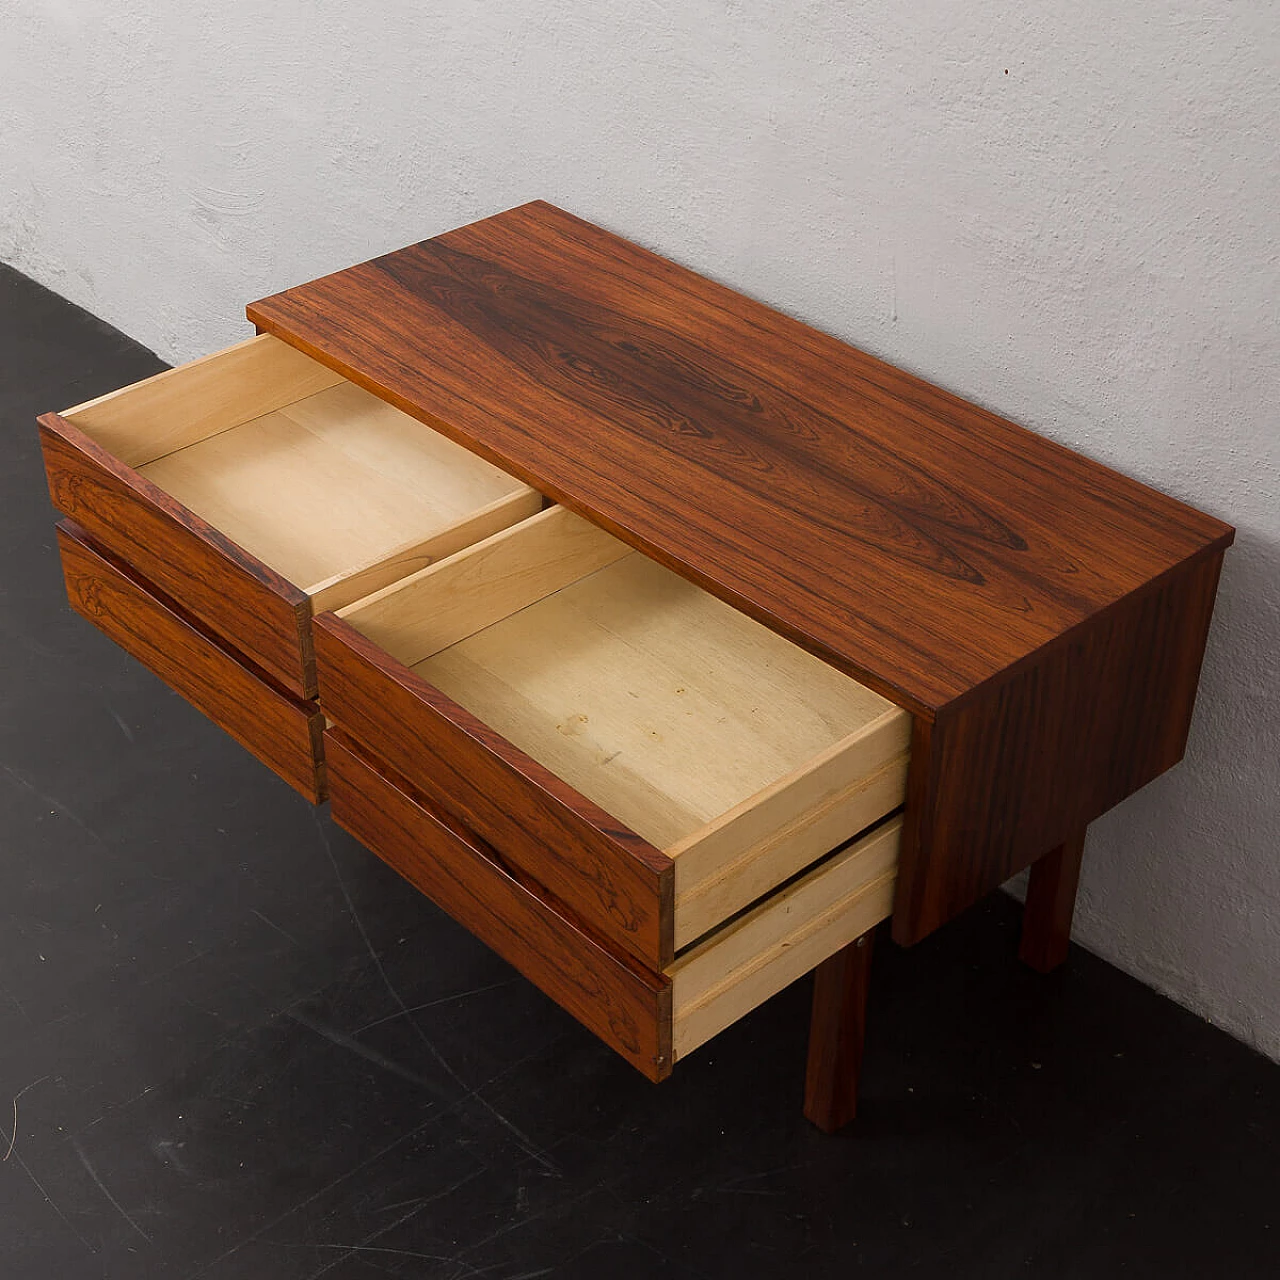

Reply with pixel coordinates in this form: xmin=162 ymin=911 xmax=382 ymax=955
xmin=3 ymin=3 xmax=1277 ymax=1056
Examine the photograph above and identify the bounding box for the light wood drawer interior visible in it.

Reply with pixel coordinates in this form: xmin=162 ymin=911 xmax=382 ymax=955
xmin=339 ymin=505 xmax=911 ymax=947
xmin=670 ymin=815 xmax=900 ymax=1060
xmin=60 ymin=334 xmax=542 ymax=613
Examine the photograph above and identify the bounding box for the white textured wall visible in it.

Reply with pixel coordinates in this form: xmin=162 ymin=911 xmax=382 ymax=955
xmin=4 ymin=3 xmax=1278 ymax=1056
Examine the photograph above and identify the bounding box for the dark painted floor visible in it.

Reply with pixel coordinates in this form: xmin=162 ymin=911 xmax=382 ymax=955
xmin=1 ymin=261 xmax=1277 ymax=1280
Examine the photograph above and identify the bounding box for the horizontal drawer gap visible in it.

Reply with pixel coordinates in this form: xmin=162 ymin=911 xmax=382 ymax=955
xmin=332 ymin=729 xmax=669 ymax=986
xmin=671 ymin=806 xmax=903 ymax=957
xmin=58 ymin=522 xmax=314 ymax=703
xmin=326 ymin=726 xmax=900 ymax=1069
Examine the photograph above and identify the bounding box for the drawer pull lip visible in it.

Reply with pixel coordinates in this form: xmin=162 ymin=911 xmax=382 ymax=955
xmin=58 ymin=519 xmax=305 ymax=697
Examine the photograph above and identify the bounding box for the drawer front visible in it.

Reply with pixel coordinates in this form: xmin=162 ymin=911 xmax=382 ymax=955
xmin=57 ymin=521 xmax=325 ymax=802
xmin=315 ymin=612 xmax=675 ymax=970
xmin=325 ymin=729 xmax=672 ymax=1079
xmin=41 ymin=413 xmax=314 ymax=697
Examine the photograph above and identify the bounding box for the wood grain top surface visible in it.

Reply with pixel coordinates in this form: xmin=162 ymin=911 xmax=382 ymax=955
xmin=248 ymin=201 xmax=1233 ymax=718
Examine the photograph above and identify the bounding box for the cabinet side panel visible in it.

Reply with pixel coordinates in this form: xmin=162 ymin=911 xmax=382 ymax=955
xmin=893 ymin=549 xmax=1226 ymax=944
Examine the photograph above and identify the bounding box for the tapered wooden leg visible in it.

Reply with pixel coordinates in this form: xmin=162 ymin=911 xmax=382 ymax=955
xmin=804 ymin=928 xmax=875 ymax=1133
xmin=1019 ymin=829 xmax=1087 ymax=973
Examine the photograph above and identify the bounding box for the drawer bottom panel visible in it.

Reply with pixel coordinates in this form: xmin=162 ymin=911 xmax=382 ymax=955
xmin=56 ymin=520 xmax=326 ymax=802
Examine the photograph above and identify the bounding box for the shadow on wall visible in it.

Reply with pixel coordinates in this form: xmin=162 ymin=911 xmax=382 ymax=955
xmin=1059 ymin=522 xmax=1280 ymax=1060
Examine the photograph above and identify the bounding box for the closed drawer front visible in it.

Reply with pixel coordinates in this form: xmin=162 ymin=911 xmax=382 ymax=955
xmin=57 ymin=520 xmax=326 ymax=802
xmin=39 ymin=334 xmax=542 ymax=698
xmin=326 ymin=728 xmax=900 ymax=1079
xmin=316 ymin=505 xmax=911 ymax=970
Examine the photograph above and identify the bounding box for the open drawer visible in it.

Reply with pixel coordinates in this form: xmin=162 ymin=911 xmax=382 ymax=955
xmin=38 ymin=334 xmax=541 ymax=699
xmin=326 ymin=728 xmax=901 ymax=1079
xmin=315 ymin=505 xmax=911 ymax=970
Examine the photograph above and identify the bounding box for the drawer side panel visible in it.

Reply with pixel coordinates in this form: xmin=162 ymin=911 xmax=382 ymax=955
xmin=671 ymin=818 xmax=900 ymax=1060
xmin=671 ymin=708 xmax=910 ymax=948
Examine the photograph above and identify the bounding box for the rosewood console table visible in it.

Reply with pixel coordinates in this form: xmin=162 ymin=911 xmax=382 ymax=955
xmin=38 ymin=202 xmax=1233 ymax=1131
